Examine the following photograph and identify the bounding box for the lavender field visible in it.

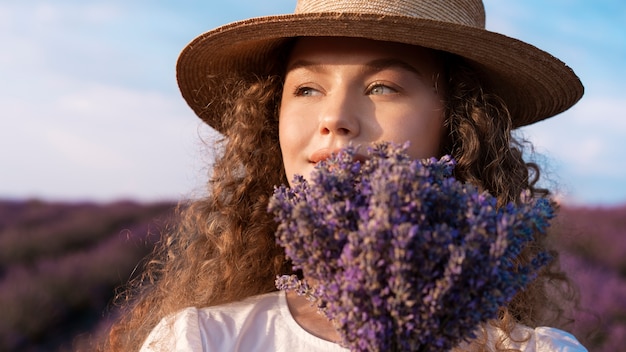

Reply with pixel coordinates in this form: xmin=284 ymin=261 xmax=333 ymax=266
xmin=551 ymin=205 xmax=626 ymax=350
xmin=0 ymin=200 xmax=623 ymax=351
xmin=0 ymin=200 xmax=175 ymax=351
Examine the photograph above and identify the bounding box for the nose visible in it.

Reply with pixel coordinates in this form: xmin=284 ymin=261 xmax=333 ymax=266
xmin=319 ymin=93 xmax=360 ymax=137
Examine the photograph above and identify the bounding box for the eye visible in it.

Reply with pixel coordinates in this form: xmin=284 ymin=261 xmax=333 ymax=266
xmin=294 ymin=86 xmax=322 ymax=97
xmin=367 ymin=82 xmax=398 ymax=95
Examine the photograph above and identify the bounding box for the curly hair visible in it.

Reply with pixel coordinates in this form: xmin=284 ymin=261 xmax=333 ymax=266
xmin=97 ymin=46 xmax=576 ymax=352
xmin=441 ymin=55 xmax=577 ymax=351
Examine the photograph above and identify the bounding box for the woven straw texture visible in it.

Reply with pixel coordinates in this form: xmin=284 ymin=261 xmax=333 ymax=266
xmin=176 ymin=0 xmax=583 ymax=132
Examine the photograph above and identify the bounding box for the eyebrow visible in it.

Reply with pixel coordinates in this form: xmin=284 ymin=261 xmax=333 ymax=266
xmin=286 ymin=58 xmax=425 ymax=78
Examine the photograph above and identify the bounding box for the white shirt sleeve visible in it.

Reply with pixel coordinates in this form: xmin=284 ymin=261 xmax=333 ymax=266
xmin=532 ymin=327 xmax=588 ymax=352
xmin=485 ymin=324 xmax=588 ymax=352
xmin=139 ymin=307 xmax=203 ymax=352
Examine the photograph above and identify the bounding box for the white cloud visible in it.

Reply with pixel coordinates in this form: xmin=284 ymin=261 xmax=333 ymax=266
xmin=0 ymin=0 xmax=212 ymax=201
xmin=570 ymin=96 xmax=626 ymax=129
xmin=0 ymin=74 xmax=210 ymax=201
xmin=31 ymin=1 xmax=122 ymax=25
xmin=523 ymin=95 xmax=626 ymax=175
xmin=519 ymin=94 xmax=626 ymax=205
xmin=43 ymin=127 xmax=133 ymax=171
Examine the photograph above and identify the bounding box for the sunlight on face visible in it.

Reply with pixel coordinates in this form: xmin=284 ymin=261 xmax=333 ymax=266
xmin=279 ymin=37 xmax=446 ymax=183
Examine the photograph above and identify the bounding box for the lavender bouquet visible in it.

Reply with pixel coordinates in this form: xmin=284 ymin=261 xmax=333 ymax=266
xmin=269 ymin=142 xmax=554 ymax=352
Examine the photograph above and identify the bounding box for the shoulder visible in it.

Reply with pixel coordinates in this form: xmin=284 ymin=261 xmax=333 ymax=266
xmin=531 ymin=327 xmax=588 ymax=352
xmin=491 ymin=325 xmax=588 ymax=352
xmin=139 ymin=291 xmax=347 ymax=352
xmin=139 ymin=305 xmax=204 ymax=352
xmin=140 ymin=292 xmax=284 ymax=352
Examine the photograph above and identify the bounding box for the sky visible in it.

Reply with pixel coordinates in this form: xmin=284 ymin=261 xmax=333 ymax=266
xmin=0 ymin=0 xmax=624 ymax=206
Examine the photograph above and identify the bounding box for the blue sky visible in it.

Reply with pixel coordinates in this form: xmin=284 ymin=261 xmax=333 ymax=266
xmin=0 ymin=0 xmax=624 ymax=205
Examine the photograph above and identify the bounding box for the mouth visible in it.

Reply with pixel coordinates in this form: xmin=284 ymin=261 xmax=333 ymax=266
xmin=309 ymin=148 xmax=368 ymax=164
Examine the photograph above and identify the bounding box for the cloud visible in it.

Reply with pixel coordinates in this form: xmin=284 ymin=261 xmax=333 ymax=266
xmin=43 ymin=127 xmax=133 ymax=171
xmin=519 ymin=95 xmax=626 ymax=205
xmin=0 ymin=0 xmax=217 ymax=202
xmin=0 ymin=72 xmax=209 ymax=201
xmin=29 ymin=2 xmax=121 ymax=24
xmin=523 ymin=96 xmax=626 ymax=174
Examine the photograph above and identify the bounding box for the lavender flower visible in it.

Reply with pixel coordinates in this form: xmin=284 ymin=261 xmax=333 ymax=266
xmin=269 ymin=142 xmax=554 ymax=352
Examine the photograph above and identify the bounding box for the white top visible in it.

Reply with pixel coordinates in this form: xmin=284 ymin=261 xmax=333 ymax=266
xmin=140 ymin=291 xmax=587 ymax=352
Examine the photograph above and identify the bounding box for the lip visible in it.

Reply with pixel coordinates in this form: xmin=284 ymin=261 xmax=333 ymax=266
xmin=309 ymin=147 xmax=368 ymax=164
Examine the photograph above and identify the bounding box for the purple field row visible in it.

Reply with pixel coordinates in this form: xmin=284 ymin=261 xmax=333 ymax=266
xmin=0 ymin=200 xmax=623 ymax=351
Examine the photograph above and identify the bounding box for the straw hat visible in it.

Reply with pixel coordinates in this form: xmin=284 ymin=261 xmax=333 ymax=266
xmin=177 ymin=0 xmax=583 ymax=131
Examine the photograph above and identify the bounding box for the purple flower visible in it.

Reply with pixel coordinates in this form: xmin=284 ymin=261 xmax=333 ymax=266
xmin=269 ymin=142 xmax=554 ymax=352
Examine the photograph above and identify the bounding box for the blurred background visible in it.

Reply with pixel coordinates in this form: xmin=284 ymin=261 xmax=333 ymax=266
xmin=0 ymin=0 xmax=624 ymax=351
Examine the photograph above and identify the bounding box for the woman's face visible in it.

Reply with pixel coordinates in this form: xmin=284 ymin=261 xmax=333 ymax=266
xmin=279 ymin=37 xmax=446 ymax=183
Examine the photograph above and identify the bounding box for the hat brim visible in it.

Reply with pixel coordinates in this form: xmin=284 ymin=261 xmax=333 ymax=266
xmin=177 ymin=13 xmax=583 ymax=131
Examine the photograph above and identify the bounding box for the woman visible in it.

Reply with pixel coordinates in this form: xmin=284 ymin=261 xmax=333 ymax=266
xmin=105 ymin=1 xmax=586 ymax=351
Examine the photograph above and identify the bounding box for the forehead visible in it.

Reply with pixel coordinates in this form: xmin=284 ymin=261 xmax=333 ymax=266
xmin=286 ymin=37 xmax=443 ymax=71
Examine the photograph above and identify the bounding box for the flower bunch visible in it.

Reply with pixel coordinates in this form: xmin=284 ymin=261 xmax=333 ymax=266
xmin=269 ymin=142 xmax=554 ymax=352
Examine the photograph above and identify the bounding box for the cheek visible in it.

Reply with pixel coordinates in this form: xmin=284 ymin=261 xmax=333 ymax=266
xmin=278 ymin=108 xmax=306 ymax=182
xmin=278 ymin=98 xmax=320 ymax=149
xmin=278 ymin=109 xmax=301 ymax=154
xmin=392 ymin=106 xmax=445 ymax=159
xmin=278 ymin=116 xmax=293 ymax=165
